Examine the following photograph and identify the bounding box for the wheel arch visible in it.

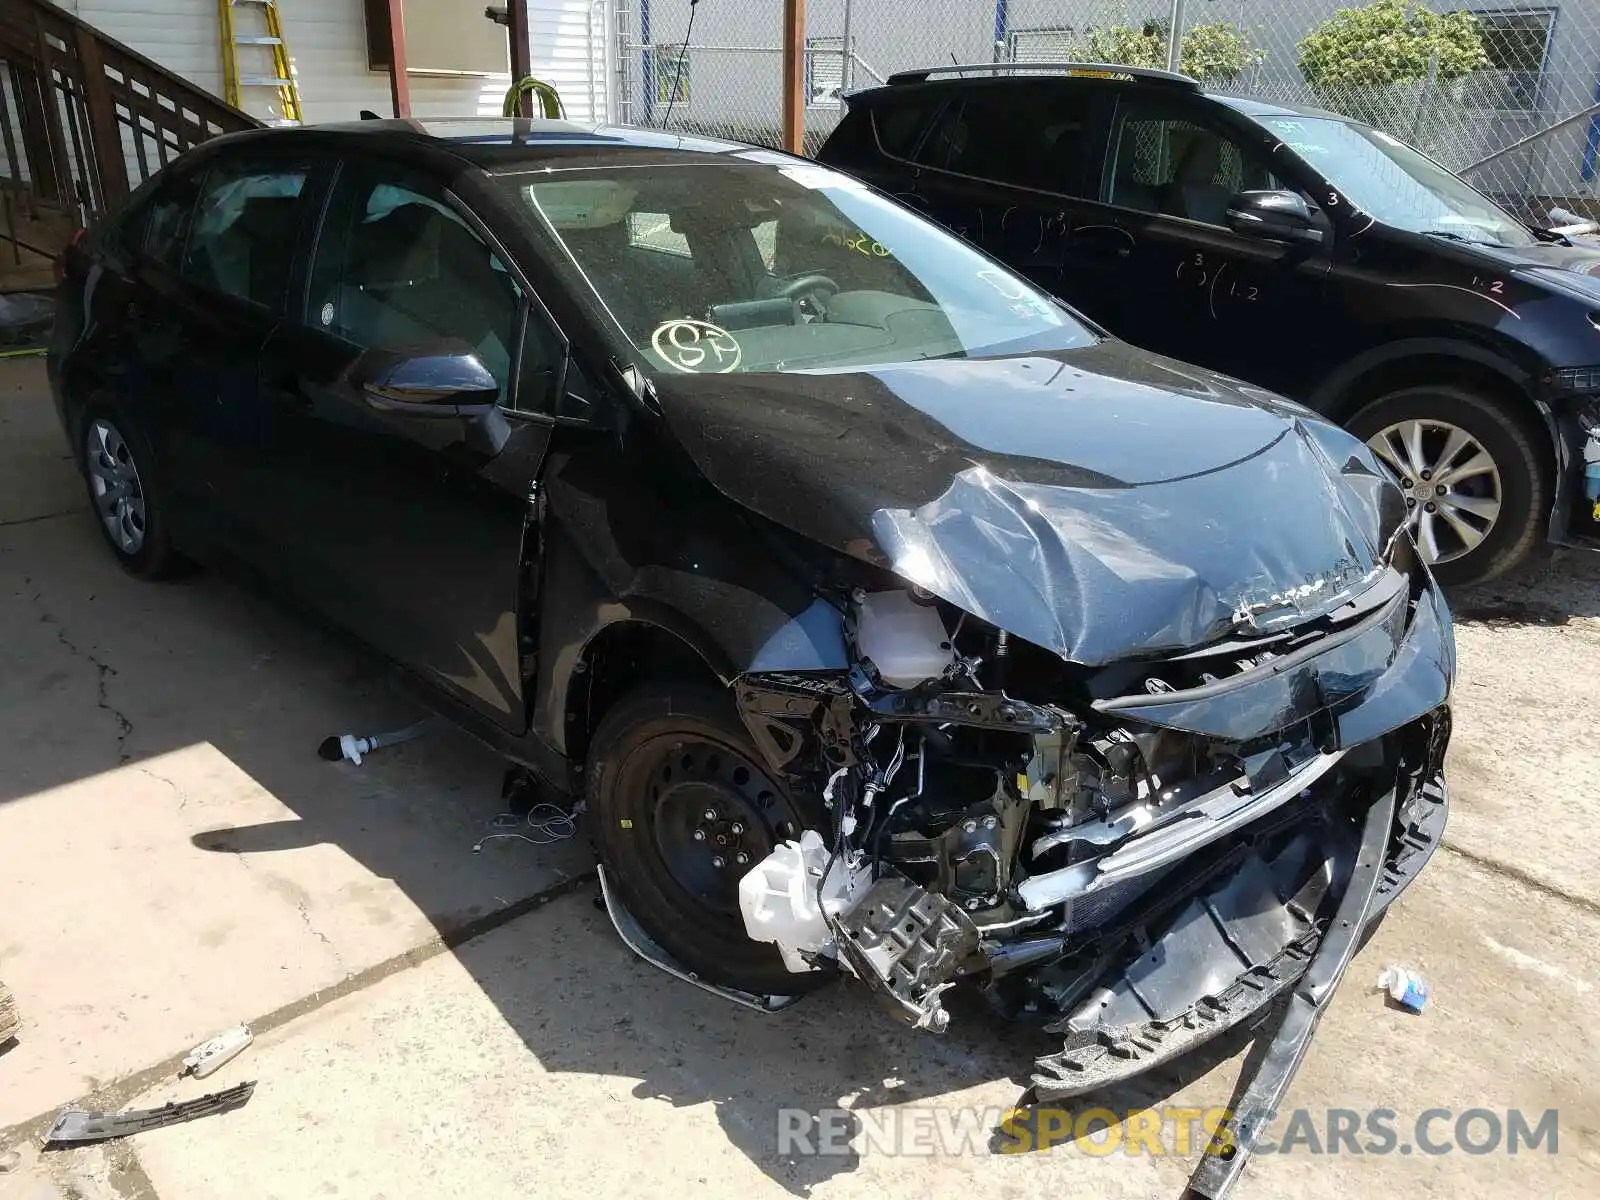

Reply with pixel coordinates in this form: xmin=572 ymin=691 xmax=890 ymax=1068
xmin=1309 ymin=335 xmax=1555 ymax=450
xmin=561 ymin=616 xmax=731 ymax=768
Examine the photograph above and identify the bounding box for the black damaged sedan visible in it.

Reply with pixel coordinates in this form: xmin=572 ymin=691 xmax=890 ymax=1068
xmin=51 ymin=118 xmax=1452 ymax=1192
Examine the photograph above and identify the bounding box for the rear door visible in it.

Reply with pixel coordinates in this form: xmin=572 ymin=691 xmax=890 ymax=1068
xmin=902 ymin=81 xmax=1114 ymax=306
xmin=255 ymin=157 xmax=562 ymax=731
xmin=117 ymin=152 xmax=319 ymax=553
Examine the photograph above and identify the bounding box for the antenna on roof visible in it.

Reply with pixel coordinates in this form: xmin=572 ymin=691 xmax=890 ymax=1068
xmin=359 ymin=109 xmax=382 ymax=120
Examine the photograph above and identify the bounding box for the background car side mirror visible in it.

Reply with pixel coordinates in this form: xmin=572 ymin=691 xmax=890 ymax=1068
xmin=1226 ymin=190 xmax=1324 ymax=245
xmin=351 ymin=344 xmax=501 ymax=416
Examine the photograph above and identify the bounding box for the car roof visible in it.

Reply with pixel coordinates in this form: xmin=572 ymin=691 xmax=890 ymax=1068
xmin=858 ymin=64 xmax=1354 ymax=126
xmin=1207 ymin=94 xmax=1349 ymax=122
xmin=205 ymin=116 xmax=796 ymax=172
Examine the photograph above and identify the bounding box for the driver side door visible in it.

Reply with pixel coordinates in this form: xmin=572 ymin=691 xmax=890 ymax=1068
xmin=1091 ymin=95 xmax=1336 ymax=395
xmin=255 ymin=160 xmax=560 ymax=731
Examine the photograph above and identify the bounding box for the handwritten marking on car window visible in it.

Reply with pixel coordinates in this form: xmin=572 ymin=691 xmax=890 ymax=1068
xmin=820 ymin=229 xmax=891 ymax=257
xmin=1472 ymin=276 xmax=1506 ymax=294
xmin=651 ymin=319 xmax=743 ymax=373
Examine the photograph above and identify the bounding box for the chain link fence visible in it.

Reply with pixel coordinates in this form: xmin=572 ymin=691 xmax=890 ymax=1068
xmin=614 ymin=0 xmax=1600 ymax=220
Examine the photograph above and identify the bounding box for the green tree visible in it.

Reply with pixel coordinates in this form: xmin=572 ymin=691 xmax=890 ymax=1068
xmin=1298 ymin=0 xmax=1490 ymax=89
xmin=1085 ymin=20 xmax=1259 ymax=83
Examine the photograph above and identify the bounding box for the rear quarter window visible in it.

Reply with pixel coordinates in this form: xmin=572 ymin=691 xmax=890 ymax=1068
xmin=872 ymin=98 xmax=939 ymax=159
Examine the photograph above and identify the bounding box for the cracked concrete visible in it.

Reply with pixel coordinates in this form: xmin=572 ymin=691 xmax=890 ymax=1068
xmin=30 ymin=594 xmax=135 ymax=765
xmin=2 ymin=357 xmax=1598 ymax=1198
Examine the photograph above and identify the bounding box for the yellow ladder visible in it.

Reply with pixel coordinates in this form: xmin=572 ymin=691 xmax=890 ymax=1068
xmin=219 ymin=0 xmax=303 ymax=125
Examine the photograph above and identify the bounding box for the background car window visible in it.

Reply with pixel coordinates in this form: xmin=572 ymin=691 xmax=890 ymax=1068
xmin=1109 ymin=111 xmax=1279 ymax=225
xmin=308 ymin=171 xmax=522 ymax=403
xmin=180 ymin=162 xmax=306 ymax=308
xmin=872 ymin=97 xmax=938 ymax=159
xmin=912 ymin=87 xmax=1092 ymax=194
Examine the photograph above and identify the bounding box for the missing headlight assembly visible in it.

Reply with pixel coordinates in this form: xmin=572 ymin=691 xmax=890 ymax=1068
xmin=596 ymin=564 xmax=1452 ymax=1197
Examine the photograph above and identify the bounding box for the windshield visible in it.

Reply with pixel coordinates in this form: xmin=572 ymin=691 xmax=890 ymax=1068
xmin=1262 ymin=115 xmax=1536 ymax=247
xmin=500 ymin=159 xmax=1094 ymax=374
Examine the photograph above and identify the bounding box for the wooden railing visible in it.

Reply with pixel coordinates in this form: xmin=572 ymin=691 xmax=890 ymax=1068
xmin=0 ymin=0 xmax=260 ymax=287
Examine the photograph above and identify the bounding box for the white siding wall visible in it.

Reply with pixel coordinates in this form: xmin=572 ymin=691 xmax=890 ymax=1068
xmin=528 ymin=0 xmax=612 ymax=123
xmin=63 ymin=0 xmax=510 ymax=126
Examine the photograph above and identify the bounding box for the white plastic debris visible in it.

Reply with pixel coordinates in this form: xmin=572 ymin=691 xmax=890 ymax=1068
xmin=181 ymin=1024 xmax=253 ymax=1079
xmin=317 ymin=718 xmax=437 ymax=766
xmin=738 ymin=830 xmax=870 ymax=973
xmin=1376 ymin=965 xmax=1429 ymax=1014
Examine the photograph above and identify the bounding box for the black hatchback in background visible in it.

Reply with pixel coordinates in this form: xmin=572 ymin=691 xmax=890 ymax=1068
xmin=818 ymin=62 xmax=1600 ymax=584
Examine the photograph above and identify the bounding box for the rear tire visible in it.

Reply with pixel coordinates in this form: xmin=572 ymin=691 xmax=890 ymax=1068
xmin=1345 ymin=384 xmax=1548 ymax=586
xmin=587 ymin=683 xmax=832 ymax=996
xmin=77 ymin=405 xmax=187 ymax=581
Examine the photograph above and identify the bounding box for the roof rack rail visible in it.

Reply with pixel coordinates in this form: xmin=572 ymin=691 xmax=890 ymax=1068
xmin=886 ymin=61 xmax=1199 ymax=88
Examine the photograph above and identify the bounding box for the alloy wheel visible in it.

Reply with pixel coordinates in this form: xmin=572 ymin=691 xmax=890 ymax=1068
xmin=85 ymin=418 xmax=147 ymax=555
xmin=1367 ymin=418 xmax=1502 ymax=566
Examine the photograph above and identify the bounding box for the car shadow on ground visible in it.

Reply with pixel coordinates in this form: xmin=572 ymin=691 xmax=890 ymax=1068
xmin=1449 ymin=546 xmax=1600 ymax=626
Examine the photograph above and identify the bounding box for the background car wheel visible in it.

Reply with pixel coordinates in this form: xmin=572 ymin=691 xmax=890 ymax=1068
xmin=587 ymin=683 xmax=832 ymax=996
xmin=1345 ymin=384 xmax=1548 ymax=586
xmin=79 ymin=407 xmax=185 ymax=580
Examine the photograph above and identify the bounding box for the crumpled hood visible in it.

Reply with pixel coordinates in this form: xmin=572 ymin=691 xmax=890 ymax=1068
xmin=653 ymin=343 xmax=1405 ymax=665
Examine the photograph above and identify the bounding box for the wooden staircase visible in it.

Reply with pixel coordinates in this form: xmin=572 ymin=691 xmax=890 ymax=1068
xmin=0 ymin=0 xmax=260 ymax=291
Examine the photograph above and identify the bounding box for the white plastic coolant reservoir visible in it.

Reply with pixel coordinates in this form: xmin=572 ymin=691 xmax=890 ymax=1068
xmin=855 ymin=590 xmax=954 ymax=687
xmin=739 ymin=830 xmax=867 ymax=974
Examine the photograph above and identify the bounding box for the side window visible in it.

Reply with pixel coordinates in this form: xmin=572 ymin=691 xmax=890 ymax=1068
xmin=912 ymin=87 xmax=1094 ymax=195
xmin=872 ymin=97 xmax=939 ymax=159
xmin=511 ymin=304 xmax=565 ymax=417
xmin=141 ymin=176 xmax=201 ymax=268
xmin=308 ymin=169 xmax=522 ymax=404
xmin=627 ymin=211 xmax=691 ymax=257
xmin=181 ymin=161 xmax=307 ymax=309
xmin=1107 ymin=105 xmax=1280 ymax=226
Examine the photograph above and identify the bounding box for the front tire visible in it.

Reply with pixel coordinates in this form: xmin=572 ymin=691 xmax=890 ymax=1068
xmin=587 ymin=683 xmax=831 ymax=996
xmin=1346 ymin=384 xmax=1548 ymax=586
xmin=78 ymin=406 xmax=185 ymax=580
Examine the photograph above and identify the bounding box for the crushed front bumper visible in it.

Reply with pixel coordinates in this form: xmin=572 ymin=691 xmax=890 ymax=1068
xmin=1030 ymin=767 xmax=1447 ymax=1102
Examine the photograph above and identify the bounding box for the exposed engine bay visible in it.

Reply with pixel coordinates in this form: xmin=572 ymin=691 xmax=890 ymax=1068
xmin=607 ymin=558 xmax=1453 ymax=1137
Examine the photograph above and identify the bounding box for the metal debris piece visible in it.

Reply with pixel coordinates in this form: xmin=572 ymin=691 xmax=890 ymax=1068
xmin=43 ymin=1082 xmax=256 ymax=1147
xmin=181 ymin=1024 xmax=253 ymax=1079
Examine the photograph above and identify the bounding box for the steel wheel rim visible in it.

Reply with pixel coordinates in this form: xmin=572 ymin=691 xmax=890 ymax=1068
xmin=1367 ymin=418 xmax=1502 ymax=566
xmin=85 ymin=418 xmax=147 ymax=555
xmin=644 ymin=736 xmax=800 ymax=920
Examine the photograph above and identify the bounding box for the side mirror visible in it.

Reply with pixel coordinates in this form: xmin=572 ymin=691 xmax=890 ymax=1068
xmin=351 ymin=343 xmax=501 ymax=416
xmin=1226 ymin=190 xmax=1324 ymax=245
